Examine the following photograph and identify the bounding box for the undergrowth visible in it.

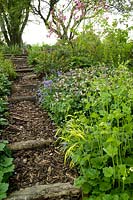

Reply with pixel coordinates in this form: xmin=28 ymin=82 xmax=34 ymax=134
xmin=0 ymin=52 xmax=15 ymax=199
xmin=40 ymin=64 xmax=133 ymax=199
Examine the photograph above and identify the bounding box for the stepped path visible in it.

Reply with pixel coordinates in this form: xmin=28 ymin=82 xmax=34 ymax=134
xmin=2 ymin=55 xmax=81 ymax=200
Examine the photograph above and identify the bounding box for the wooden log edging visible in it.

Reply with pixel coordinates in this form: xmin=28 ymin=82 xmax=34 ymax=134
xmin=8 ymin=139 xmax=53 ymax=151
xmin=6 ymin=182 xmax=81 ymax=200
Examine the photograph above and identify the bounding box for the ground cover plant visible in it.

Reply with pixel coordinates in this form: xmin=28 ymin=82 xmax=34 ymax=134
xmin=39 ymin=64 xmax=133 ymax=199
xmin=39 ymin=66 xmax=104 ymax=124
xmin=0 ymin=53 xmax=15 ymax=199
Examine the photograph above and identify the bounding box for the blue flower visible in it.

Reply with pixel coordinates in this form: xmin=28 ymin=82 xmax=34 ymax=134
xmin=43 ymin=80 xmax=53 ymax=88
xmin=57 ymin=71 xmax=62 ymax=76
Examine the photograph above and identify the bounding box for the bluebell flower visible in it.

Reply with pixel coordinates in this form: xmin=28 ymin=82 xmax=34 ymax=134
xmin=57 ymin=71 xmax=62 ymax=76
xmin=43 ymin=80 xmax=53 ymax=88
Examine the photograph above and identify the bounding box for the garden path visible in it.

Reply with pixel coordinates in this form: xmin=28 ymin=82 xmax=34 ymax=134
xmin=2 ymin=55 xmax=81 ymax=200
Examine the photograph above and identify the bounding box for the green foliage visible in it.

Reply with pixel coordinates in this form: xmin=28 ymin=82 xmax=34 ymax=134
xmin=28 ymin=27 xmax=132 ymax=77
xmin=40 ymin=67 xmax=102 ymax=124
xmin=0 ymin=51 xmax=15 ymax=199
xmin=28 ymin=30 xmax=103 ymax=75
xmin=0 ymin=44 xmax=25 ymax=55
xmin=0 ymin=53 xmax=16 ymax=79
xmin=0 ymin=98 xmax=9 ymax=128
xmin=0 ymin=74 xmax=11 ymax=96
xmin=102 ymin=28 xmax=133 ymax=67
xmin=40 ymin=63 xmax=133 ymax=199
xmin=57 ymin=65 xmax=133 ymax=199
xmin=71 ymin=29 xmax=103 ymax=68
xmin=28 ymin=44 xmax=72 ymax=75
xmin=0 ymin=141 xmax=14 ymax=200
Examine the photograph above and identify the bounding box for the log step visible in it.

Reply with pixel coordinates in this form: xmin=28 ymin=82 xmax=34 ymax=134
xmin=9 ymin=95 xmax=37 ymax=102
xmin=16 ymin=68 xmax=34 ymax=73
xmin=12 ymin=84 xmax=38 ymax=92
xmin=5 ymin=54 xmax=27 ymax=58
xmin=8 ymin=139 xmax=53 ymax=151
xmin=6 ymin=182 xmax=81 ymax=200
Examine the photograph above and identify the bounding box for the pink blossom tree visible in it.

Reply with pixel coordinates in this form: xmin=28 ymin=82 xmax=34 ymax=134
xmin=32 ymin=0 xmax=107 ymax=42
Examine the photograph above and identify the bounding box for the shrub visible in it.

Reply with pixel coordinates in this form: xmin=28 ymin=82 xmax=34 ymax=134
xmin=28 ymin=44 xmax=72 ymax=75
xmin=0 ymin=53 xmax=16 ymax=79
xmin=71 ymin=29 xmax=103 ymax=68
xmin=102 ymin=28 xmax=133 ymax=68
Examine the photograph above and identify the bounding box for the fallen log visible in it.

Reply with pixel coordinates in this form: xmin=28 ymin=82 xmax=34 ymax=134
xmin=6 ymin=182 xmax=81 ymax=200
xmin=8 ymin=139 xmax=53 ymax=151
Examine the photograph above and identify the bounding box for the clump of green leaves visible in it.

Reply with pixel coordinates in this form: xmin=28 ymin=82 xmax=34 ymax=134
xmin=0 ymin=141 xmax=14 ymax=200
xmin=0 ymin=51 xmax=15 ymax=199
xmin=0 ymin=53 xmax=16 ymax=79
xmin=71 ymin=29 xmax=103 ymax=68
xmin=101 ymin=23 xmax=133 ymax=68
xmin=58 ymin=65 xmax=133 ymax=199
xmin=0 ymin=44 xmax=24 ymax=56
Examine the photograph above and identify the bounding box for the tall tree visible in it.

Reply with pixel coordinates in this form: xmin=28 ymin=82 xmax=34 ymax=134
xmin=0 ymin=0 xmax=32 ymax=46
